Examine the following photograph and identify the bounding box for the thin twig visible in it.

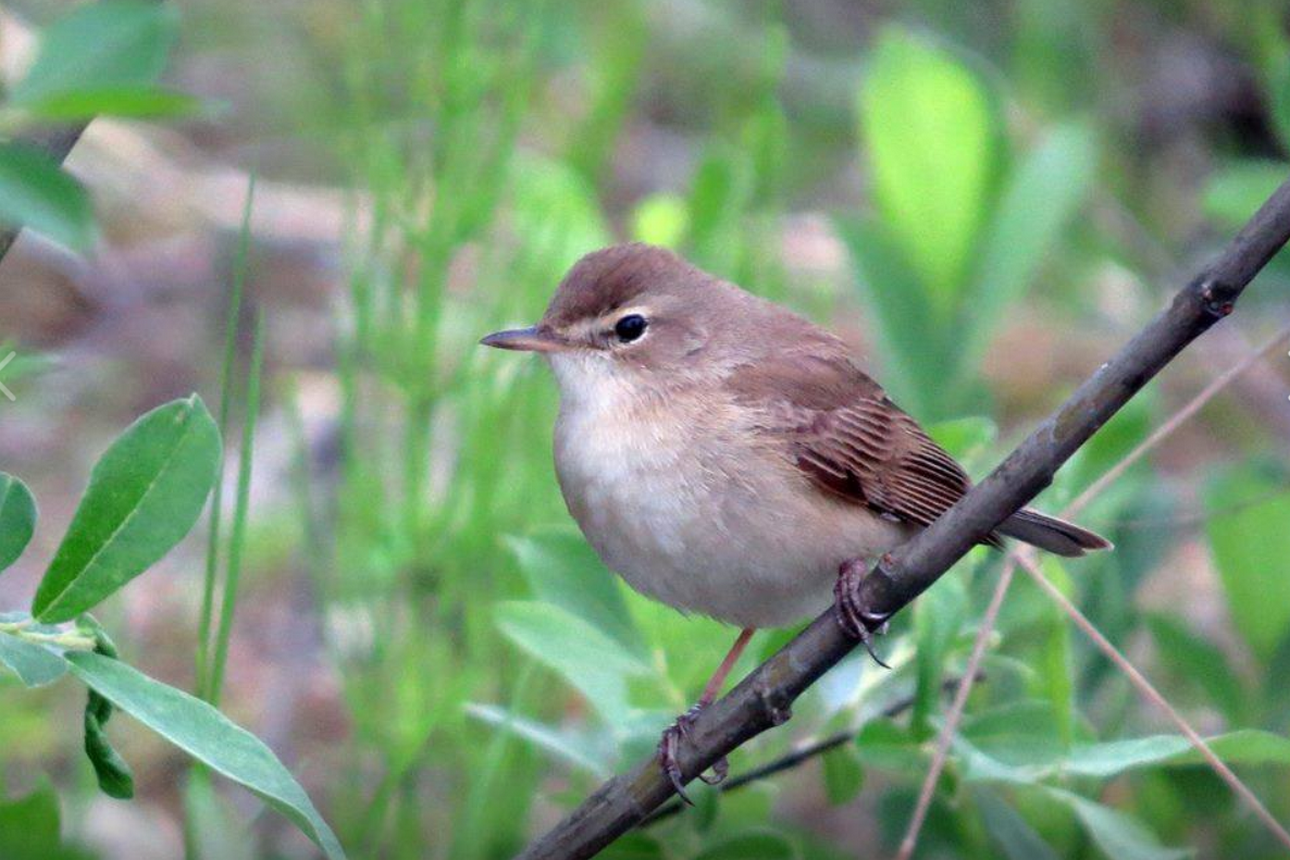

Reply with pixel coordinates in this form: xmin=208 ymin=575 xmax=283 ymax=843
xmin=897 ymin=326 xmax=1290 ymax=858
xmin=1015 ymin=551 xmax=1290 ymax=850
xmin=1066 ymin=324 xmax=1290 ymax=516
xmin=895 ymin=560 xmax=1016 ymax=860
xmin=517 ymin=176 xmax=1290 ymax=860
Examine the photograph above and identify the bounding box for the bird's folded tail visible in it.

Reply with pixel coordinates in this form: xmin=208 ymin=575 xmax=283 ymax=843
xmin=995 ymin=508 xmax=1112 ymax=558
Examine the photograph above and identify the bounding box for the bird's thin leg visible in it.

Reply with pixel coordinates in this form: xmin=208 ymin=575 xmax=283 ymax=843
xmin=834 ymin=557 xmax=892 ymax=669
xmin=658 ymin=627 xmax=755 ymax=803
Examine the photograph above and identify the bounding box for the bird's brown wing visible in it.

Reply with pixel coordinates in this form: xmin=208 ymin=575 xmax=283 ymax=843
xmin=728 ymin=348 xmax=996 ymax=542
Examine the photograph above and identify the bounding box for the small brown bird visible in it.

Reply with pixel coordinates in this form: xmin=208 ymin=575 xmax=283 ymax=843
xmin=482 ymin=243 xmax=1109 ymax=796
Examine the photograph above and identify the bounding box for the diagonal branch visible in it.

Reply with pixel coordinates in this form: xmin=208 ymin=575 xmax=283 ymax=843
xmin=517 ymin=177 xmax=1290 ymax=860
xmin=897 ymin=323 xmax=1290 ymax=859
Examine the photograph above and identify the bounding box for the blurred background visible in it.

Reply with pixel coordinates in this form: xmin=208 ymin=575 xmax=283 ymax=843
xmin=2 ymin=0 xmax=1290 ymax=858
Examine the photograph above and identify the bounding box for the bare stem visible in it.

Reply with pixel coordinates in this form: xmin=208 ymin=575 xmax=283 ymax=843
xmin=895 ymin=559 xmax=1016 ymax=860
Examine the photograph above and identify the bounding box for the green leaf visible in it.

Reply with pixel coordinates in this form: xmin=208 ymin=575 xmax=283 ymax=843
xmin=1047 ymin=789 xmax=1191 ymax=860
xmin=494 ymin=601 xmax=650 ymax=725
xmin=0 ymin=628 xmax=66 ymax=687
xmin=1037 ymin=557 xmax=1075 ymax=746
xmin=465 ymin=702 xmax=611 ymax=778
xmin=959 ymin=123 xmax=1096 ymax=374
xmin=63 ymin=651 xmax=346 ymax=859
xmin=13 ymin=86 xmax=201 ymax=122
xmin=0 ymin=473 xmax=37 ymax=573
xmin=1145 ymin=613 xmax=1245 ymax=723
xmin=1205 ymin=463 xmax=1290 ymax=661
xmin=693 ymin=831 xmax=796 ymax=860
xmin=33 ymin=395 xmax=221 ymax=623
xmin=12 ymin=1 xmax=179 ymax=104
xmin=822 ymin=743 xmax=865 ymax=805
xmin=0 ymin=144 xmax=93 ymax=251
xmin=975 ymin=787 xmax=1062 ymax=860
xmin=858 ymin=26 xmax=1000 ymax=306
xmin=1063 ymin=730 xmax=1290 ymax=779
xmin=506 ymin=528 xmax=644 ymax=657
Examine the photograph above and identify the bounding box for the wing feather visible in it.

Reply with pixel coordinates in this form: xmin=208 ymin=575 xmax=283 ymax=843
xmin=729 ymin=348 xmax=999 ymax=545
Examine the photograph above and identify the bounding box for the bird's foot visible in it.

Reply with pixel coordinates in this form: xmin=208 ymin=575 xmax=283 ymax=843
xmin=834 ymin=556 xmax=892 ymax=669
xmin=657 ymin=703 xmax=728 ymax=804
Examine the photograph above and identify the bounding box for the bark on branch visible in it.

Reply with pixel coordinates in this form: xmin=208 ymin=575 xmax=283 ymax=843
xmin=517 ymin=177 xmax=1290 ymax=860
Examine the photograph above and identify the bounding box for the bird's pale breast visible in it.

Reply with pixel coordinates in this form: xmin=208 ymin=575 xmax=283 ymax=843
xmin=549 ymin=355 xmax=910 ymax=628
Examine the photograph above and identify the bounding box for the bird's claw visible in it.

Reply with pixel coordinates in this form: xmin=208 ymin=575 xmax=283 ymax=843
xmin=657 ymin=703 xmax=728 ymax=804
xmin=834 ymin=557 xmax=893 ymax=669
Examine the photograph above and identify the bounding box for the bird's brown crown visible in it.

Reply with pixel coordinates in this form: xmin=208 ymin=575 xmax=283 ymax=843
xmin=542 ymin=243 xmax=698 ymax=327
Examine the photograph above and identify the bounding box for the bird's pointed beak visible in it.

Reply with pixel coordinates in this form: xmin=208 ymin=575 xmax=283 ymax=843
xmin=479 ymin=325 xmax=571 ymax=353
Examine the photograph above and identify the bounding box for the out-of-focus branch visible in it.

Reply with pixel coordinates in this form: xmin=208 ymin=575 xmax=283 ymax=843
xmin=0 ymin=122 xmax=91 ymax=262
xmin=517 ymin=176 xmax=1290 ymax=860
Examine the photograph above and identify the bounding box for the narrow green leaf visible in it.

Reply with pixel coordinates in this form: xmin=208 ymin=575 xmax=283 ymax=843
xmin=1205 ymin=464 xmax=1290 ymax=661
xmin=859 ymin=26 xmax=1001 ymax=306
xmin=506 ymin=528 xmax=644 ymax=657
xmin=0 ymin=473 xmax=37 ymax=573
xmin=33 ymin=396 xmax=222 ymax=623
xmin=1063 ymin=730 xmax=1290 ymax=779
xmin=1145 ymin=613 xmax=1245 ymax=723
xmin=465 ymin=702 xmax=611 ymax=778
xmin=975 ymin=787 xmax=1062 ymax=860
xmin=961 ymin=700 xmax=1065 ymax=767
xmin=0 ymin=144 xmax=93 ymax=251
xmin=822 ymin=743 xmax=865 ymax=805
xmin=0 ymin=629 xmax=66 ymax=686
xmin=13 ymin=87 xmax=201 ymax=122
xmin=1038 ymin=557 xmax=1075 ymax=746
xmin=63 ymin=651 xmax=346 ymax=860
xmin=1047 ymin=789 xmax=1191 ymax=860
xmin=494 ymin=600 xmax=650 ymax=725
xmin=959 ymin=123 xmax=1096 ymax=374
xmin=12 ymin=1 xmax=179 ymax=104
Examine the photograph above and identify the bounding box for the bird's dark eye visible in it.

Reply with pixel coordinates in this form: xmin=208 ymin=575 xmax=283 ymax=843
xmin=613 ymin=314 xmax=648 ymax=343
